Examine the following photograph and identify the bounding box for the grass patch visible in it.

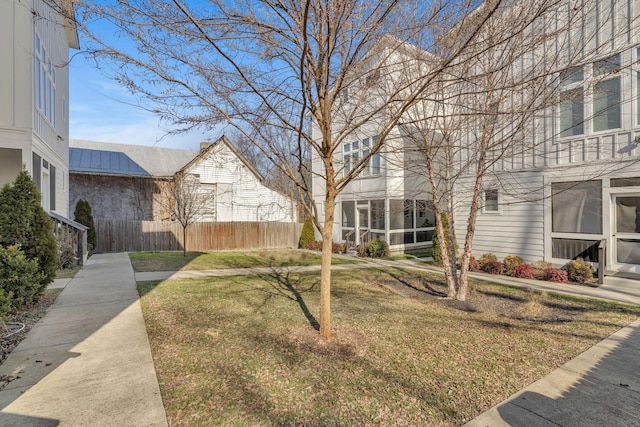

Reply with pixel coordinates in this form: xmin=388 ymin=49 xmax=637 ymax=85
xmin=55 ymin=265 xmax=82 ymax=279
xmin=387 ymin=250 xmax=432 ymax=261
xmin=138 ymin=268 xmax=639 ymax=426
xmin=128 ymin=249 xmax=362 ymax=272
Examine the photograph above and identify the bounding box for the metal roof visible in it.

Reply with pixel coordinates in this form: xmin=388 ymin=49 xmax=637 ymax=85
xmin=70 ymin=148 xmax=151 ymax=176
xmin=69 ymin=139 xmax=198 ymax=177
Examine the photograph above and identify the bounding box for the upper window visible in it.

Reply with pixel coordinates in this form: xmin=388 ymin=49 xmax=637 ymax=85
xmin=593 ymin=54 xmax=621 ymax=77
xmin=559 ymin=88 xmax=584 ymax=138
xmin=34 ymin=33 xmax=56 ymax=126
xmin=593 ymin=54 xmax=621 ymax=133
xmin=484 ymin=189 xmax=499 ymax=212
xmin=560 ymin=66 xmax=584 ymax=86
xmin=343 ymin=136 xmax=381 ymax=177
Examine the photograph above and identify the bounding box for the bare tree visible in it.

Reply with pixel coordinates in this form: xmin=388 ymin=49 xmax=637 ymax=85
xmin=157 ymin=173 xmax=211 ymax=256
xmin=69 ymin=0 xmax=514 ymax=338
xmin=400 ymin=0 xmax=623 ymax=301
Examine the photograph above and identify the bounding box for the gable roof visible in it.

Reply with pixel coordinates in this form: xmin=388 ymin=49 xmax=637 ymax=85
xmin=70 ymin=139 xmax=197 ymax=177
xmin=180 ymin=135 xmax=265 ymax=182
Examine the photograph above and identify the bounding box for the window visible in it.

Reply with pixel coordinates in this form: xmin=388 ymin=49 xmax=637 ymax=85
xmin=50 ymin=164 xmax=56 ymax=211
xmin=389 ymin=199 xmax=405 ymax=230
xmin=416 ymin=200 xmax=436 ymax=227
xmin=560 ymin=66 xmax=584 ymax=85
xmin=342 ymin=201 xmax=355 ymax=227
xmin=484 ymin=189 xmax=499 ymax=212
xmin=551 ymin=180 xmax=602 ymax=234
xmin=403 ymin=200 xmax=414 ymax=229
xmin=559 ymin=88 xmax=584 ymax=137
xmin=593 ymin=54 xmax=620 ymax=77
xmin=34 ymin=33 xmax=56 ymax=125
xmin=32 ymin=153 xmax=41 ymax=191
xmin=343 ymin=136 xmax=381 ymax=177
xmin=593 ymin=78 xmax=621 ymax=132
xmin=370 ymin=199 xmax=385 ymax=230
xmin=637 ymin=48 xmax=640 ymax=125
xmin=593 ymin=54 xmax=621 ymax=132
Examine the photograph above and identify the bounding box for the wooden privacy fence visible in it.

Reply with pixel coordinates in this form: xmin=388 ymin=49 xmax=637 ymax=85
xmin=94 ymin=220 xmax=303 ymax=252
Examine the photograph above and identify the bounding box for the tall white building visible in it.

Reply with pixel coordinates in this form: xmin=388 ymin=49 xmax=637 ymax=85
xmin=312 ymin=0 xmax=640 ymax=275
xmin=0 ymin=0 xmax=78 ymax=218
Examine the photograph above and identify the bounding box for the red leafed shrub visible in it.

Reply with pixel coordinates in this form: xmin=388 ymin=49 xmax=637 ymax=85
xmin=332 ymin=243 xmax=346 ymax=254
xmin=545 ymin=267 xmax=568 ymax=283
xmin=513 ymin=263 xmax=535 ymax=279
xmin=481 ymin=260 xmax=504 ymax=275
xmin=457 ymin=255 xmax=480 ymax=271
xmin=468 ymin=255 xmax=480 ymax=272
xmin=307 ymin=240 xmax=321 ymax=251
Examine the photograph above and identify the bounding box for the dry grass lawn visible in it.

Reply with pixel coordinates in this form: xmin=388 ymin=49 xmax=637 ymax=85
xmin=129 ymin=250 xmax=361 ymax=272
xmin=137 ymin=267 xmax=639 ymax=426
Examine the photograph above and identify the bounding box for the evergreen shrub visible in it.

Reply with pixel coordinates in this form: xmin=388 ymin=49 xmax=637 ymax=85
xmin=432 ymin=212 xmax=458 ymax=264
xmin=299 ymin=217 xmax=315 ymax=249
xmin=74 ymin=199 xmax=97 ymax=250
xmin=0 ymin=245 xmax=43 ymax=309
xmin=366 ymin=239 xmax=389 ymax=258
xmin=0 ymin=171 xmax=58 ymax=294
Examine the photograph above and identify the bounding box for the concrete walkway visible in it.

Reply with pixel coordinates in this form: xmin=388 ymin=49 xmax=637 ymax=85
xmin=0 ymin=253 xmax=167 ymax=426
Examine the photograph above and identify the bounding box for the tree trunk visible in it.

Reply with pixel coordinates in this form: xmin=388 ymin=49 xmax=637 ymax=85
xmin=319 ymin=195 xmax=335 ymax=339
xmin=183 ymin=226 xmax=187 ymax=257
xmin=425 ymin=157 xmax=457 ymax=297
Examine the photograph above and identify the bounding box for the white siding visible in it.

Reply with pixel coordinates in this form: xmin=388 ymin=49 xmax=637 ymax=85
xmin=189 ymin=142 xmax=294 ymax=222
xmin=0 ymin=0 xmax=73 ymax=217
xmin=454 ymin=172 xmax=545 ymax=262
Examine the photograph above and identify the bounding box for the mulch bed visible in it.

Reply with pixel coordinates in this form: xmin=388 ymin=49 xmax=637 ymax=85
xmin=0 ymin=291 xmax=61 ymax=365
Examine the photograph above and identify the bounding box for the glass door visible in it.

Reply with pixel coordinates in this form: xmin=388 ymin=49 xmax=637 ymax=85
xmin=613 ymin=195 xmax=640 ymax=271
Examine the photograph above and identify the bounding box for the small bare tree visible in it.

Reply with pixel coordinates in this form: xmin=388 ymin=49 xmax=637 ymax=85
xmin=158 ymin=173 xmax=211 ymax=256
xmin=401 ymin=0 xmax=618 ymax=301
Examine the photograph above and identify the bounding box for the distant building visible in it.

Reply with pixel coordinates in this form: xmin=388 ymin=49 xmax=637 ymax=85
xmin=69 ymin=137 xmax=297 ymax=223
xmin=0 ymin=0 xmax=79 ymax=218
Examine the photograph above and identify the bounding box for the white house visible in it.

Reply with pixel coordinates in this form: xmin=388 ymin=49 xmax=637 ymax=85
xmin=69 ymin=137 xmax=297 ymax=223
xmin=0 ymin=0 xmax=78 ymax=218
xmin=311 ymin=37 xmax=437 ymax=253
xmin=312 ymin=0 xmax=640 ymax=275
xmin=453 ymin=0 xmax=640 ymax=275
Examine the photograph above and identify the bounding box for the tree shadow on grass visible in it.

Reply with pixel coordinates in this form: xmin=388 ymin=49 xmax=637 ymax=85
xmin=253 ymin=268 xmax=320 ymax=331
xmin=381 ymin=270 xmax=448 ymax=298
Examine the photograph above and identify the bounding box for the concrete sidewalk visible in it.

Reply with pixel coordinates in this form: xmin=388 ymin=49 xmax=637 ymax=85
xmin=464 ymin=318 xmax=640 ymax=427
xmin=0 ymin=252 xmax=167 ymax=426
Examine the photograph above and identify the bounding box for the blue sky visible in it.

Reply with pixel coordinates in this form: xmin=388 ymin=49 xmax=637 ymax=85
xmin=68 ymin=48 xmax=216 ymax=151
